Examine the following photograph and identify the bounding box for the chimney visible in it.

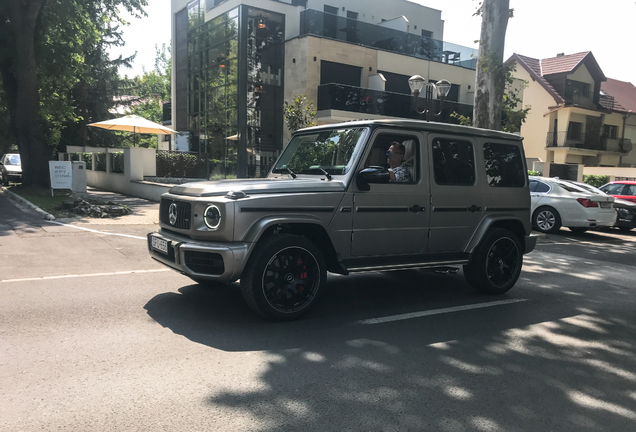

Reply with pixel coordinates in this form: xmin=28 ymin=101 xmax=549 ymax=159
xmin=556 ymin=53 xmax=565 ymax=57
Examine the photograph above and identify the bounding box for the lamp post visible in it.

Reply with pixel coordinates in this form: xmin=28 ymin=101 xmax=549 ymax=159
xmin=408 ymin=75 xmax=452 ymax=121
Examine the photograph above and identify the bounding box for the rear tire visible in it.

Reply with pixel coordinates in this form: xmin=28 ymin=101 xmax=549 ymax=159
xmin=463 ymin=228 xmax=523 ymax=295
xmin=240 ymin=234 xmax=326 ymax=321
xmin=532 ymin=206 xmax=562 ymax=233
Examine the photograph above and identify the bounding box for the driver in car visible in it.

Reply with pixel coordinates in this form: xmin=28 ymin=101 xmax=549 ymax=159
xmin=387 ymin=142 xmax=411 ymax=182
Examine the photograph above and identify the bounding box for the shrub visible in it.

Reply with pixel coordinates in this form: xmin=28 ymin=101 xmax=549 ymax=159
xmin=583 ymin=174 xmax=609 ymax=188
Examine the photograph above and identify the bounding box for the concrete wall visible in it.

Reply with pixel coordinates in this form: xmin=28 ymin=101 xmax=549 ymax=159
xmin=583 ymin=166 xmax=636 ymax=181
xmin=512 ymin=62 xmax=557 ymax=162
xmin=62 ymin=146 xmax=169 ymax=201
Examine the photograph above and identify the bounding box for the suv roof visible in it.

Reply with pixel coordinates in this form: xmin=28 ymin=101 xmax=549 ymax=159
xmin=298 ymin=119 xmax=524 ymax=142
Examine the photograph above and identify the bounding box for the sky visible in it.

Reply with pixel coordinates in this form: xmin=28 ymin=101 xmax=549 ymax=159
xmin=109 ymin=0 xmax=635 ymax=83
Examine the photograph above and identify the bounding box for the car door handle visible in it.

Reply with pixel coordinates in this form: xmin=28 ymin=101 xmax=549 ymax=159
xmin=468 ymin=204 xmax=482 ymax=213
xmin=409 ymin=205 xmax=426 ymax=213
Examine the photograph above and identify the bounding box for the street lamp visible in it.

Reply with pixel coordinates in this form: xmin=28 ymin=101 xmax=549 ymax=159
xmin=408 ymin=75 xmax=452 ymax=121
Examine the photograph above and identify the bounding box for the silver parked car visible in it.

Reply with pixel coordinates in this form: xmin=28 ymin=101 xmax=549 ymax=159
xmin=0 ymin=153 xmax=22 ymax=185
xmin=529 ymin=176 xmax=616 ymax=234
xmin=148 ymin=120 xmax=536 ymax=320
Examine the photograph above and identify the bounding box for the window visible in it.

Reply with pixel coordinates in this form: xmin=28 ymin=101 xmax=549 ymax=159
xmin=323 ymin=5 xmax=338 ymax=38
xmin=529 ymin=180 xmax=550 ymax=193
xmin=421 ymin=29 xmax=433 ymax=38
xmin=603 ymin=124 xmax=618 ymax=139
xmin=567 ymin=122 xmax=582 ymax=140
xmin=483 ymin=143 xmax=525 ymax=187
xmin=600 ymin=183 xmax=625 ymax=195
xmin=565 ymin=80 xmax=590 ymax=99
xmin=627 ymin=185 xmax=636 ymax=196
xmin=432 ymin=138 xmax=475 ymax=186
xmin=364 ymin=134 xmax=419 ymax=183
xmin=320 ymin=60 xmax=361 ymax=87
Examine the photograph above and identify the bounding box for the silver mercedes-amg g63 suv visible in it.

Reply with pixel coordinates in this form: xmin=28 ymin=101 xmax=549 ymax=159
xmin=148 ymin=119 xmax=536 ymax=320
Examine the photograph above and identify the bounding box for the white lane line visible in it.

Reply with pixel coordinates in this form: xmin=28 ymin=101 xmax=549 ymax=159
xmin=46 ymin=220 xmax=146 ymax=240
xmin=1 ymin=269 xmax=170 ymax=283
xmin=357 ymin=298 xmax=529 ymax=325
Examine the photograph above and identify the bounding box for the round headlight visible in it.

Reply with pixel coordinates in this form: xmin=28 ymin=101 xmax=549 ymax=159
xmin=204 ymin=205 xmax=222 ymax=229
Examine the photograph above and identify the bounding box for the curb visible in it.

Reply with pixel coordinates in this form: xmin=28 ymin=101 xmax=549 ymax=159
xmin=0 ymin=186 xmax=56 ymax=221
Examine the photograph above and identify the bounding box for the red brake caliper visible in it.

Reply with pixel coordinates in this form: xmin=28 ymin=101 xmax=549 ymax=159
xmin=297 ymin=258 xmax=307 ymax=293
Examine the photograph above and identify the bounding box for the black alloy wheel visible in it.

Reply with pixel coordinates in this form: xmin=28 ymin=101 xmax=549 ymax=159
xmin=464 ymin=228 xmax=523 ymax=294
xmin=240 ymin=234 xmax=326 ymax=320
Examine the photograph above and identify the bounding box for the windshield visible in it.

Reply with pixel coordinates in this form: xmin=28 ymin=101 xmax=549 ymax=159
xmin=272 ymin=128 xmax=367 ymax=176
xmin=3 ymin=154 xmax=20 ymax=166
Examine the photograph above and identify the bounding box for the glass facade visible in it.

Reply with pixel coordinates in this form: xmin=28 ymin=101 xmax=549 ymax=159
xmin=180 ymin=2 xmax=285 ymax=179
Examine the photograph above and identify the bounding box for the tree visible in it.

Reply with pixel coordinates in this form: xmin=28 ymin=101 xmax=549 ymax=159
xmin=284 ymin=95 xmax=316 ymax=132
xmin=473 ymin=0 xmax=511 ymax=130
xmin=0 ymin=0 xmax=146 ymax=187
xmin=452 ymin=64 xmax=530 ymax=133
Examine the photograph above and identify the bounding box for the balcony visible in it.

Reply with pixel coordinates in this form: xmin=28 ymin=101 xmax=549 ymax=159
xmin=300 ymin=9 xmax=478 ymax=69
xmin=546 ymin=132 xmax=632 ymax=154
xmin=564 ymin=93 xmax=596 ymax=110
xmin=317 ymin=83 xmax=473 ymax=122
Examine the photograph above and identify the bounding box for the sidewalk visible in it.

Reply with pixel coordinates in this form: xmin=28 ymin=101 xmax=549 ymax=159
xmin=2 ymin=186 xmax=159 ymax=226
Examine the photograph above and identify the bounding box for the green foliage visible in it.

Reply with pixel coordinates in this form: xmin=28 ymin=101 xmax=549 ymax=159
xmin=284 ymin=95 xmax=316 ymax=132
xmin=156 ymin=152 xmax=207 ymax=178
xmin=583 ymin=174 xmax=610 ymax=188
xmin=8 ymin=185 xmax=72 ymax=214
xmin=527 ymin=170 xmax=541 ymax=176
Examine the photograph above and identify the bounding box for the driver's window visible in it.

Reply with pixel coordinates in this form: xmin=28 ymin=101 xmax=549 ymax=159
xmin=364 ymin=134 xmax=418 ymax=183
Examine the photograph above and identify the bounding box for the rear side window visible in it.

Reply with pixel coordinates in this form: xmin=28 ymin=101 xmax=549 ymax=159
xmin=627 ymin=185 xmax=636 ymax=196
xmin=483 ymin=143 xmax=525 ymax=187
xmin=432 ymin=138 xmax=475 ymax=186
xmin=529 ymin=180 xmax=550 ymax=192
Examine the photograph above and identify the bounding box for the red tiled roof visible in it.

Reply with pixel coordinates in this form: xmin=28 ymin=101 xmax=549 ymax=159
xmin=506 ymin=53 xmax=564 ymax=105
xmin=601 ymin=78 xmax=636 ymax=113
xmin=540 ymin=52 xmax=590 ymax=75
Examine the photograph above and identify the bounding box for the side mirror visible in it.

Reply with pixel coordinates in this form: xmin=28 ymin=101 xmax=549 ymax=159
xmin=357 ymin=166 xmax=390 ymax=191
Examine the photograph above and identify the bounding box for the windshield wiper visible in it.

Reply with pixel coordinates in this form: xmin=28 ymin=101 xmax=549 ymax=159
xmin=317 ymin=167 xmax=332 ymax=180
xmin=285 ymin=167 xmax=297 ymax=179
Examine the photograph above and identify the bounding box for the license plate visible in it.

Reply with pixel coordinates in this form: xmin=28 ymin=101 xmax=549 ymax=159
xmin=151 ymin=236 xmax=169 ymax=254
xmin=600 ymin=202 xmax=611 ymax=208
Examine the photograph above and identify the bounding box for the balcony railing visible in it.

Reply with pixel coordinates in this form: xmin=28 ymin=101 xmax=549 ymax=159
xmin=300 ymin=9 xmax=478 ymax=69
xmin=317 ymin=83 xmax=473 ymax=122
xmin=546 ymin=132 xmax=633 ymax=154
xmin=564 ymin=93 xmax=596 ymax=109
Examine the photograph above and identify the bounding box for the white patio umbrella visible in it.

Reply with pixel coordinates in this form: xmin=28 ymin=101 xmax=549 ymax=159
xmin=88 ymin=114 xmax=177 ymax=146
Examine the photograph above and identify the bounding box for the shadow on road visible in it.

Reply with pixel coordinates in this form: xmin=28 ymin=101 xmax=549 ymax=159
xmin=144 ymin=256 xmax=636 ymax=430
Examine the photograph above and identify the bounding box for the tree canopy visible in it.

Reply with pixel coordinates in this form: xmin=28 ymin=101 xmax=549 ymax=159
xmin=0 ymin=0 xmax=147 ymax=186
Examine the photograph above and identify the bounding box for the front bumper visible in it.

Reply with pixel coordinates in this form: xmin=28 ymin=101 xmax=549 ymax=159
xmin=147 ymin=231 xmax=252 ymax=283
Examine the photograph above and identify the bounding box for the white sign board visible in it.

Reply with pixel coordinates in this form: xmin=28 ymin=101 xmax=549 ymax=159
xmin=49 ymin=161 xmax=72 ymax=189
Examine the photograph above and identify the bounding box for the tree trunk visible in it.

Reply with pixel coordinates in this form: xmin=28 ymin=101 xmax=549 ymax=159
xmin=473 ymin=0 xmax=510 ymax=130
xmin=9 ymin=0 xmax=51 ymax=187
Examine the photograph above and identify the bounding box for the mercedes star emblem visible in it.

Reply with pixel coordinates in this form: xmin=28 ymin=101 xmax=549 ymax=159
xmin=168 ymin=202 xmax=178 ymax=225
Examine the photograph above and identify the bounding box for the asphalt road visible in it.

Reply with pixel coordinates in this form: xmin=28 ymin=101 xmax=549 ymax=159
xmin=2 ymin=193 xmax=636 ymax=431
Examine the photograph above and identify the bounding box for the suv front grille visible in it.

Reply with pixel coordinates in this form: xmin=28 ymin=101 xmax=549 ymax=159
xmin=160 ymin=199 xmax=192 ymax=229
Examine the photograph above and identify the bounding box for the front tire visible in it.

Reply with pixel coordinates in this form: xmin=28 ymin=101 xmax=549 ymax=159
xmin=240 ymin=234 xmax=326 ymax=321
xmin=463 ymin=228 xmax=523 ymax=295
xmin=533 ymin=206 xmax=562 ymax=233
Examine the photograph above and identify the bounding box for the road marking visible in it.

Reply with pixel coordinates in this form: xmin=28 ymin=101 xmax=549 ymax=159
xmin=357 ymin=298 xmax=529 ymax=325
xmin=47 ymin=220 xmax=147 ymax=240
xmin=1 ymin=268 xmax=170 ymax=283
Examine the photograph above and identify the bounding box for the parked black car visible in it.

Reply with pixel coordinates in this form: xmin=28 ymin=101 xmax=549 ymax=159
xmin=613 ymin=198 xmax=636 ymax=231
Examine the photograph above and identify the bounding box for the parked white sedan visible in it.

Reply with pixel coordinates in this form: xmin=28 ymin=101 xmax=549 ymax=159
xmin=529 ymin=176 xmax=616 ymax=233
